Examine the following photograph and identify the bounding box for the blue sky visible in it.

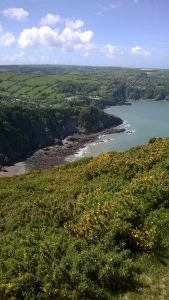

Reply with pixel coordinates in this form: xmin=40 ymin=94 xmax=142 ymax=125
xmin=0 ymin=0 xmax=168 ymax=68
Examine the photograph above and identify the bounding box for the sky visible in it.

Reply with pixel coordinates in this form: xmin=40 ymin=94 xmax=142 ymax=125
xmin=0 ymin=0 xmax=168 ymax=68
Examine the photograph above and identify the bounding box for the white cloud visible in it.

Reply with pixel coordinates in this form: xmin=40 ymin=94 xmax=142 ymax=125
xmin=132 ymin=46 xmax=151 ymax=56
xmin=0 ymin=25 xmax=15 ymax=46
xmin=2 ymin=7 xmax=29 ymax=21
xmin=40 ymin=13 xmax=61 ymax=26
xmin=18 ymin=22 xmax=94 ymax=54
xmin=65 ymin=19 xmax=84 ymax=30
xmin=102 ymin=44 xmax=122 ymax=57
xmin=0 ymin=32 xmax=15 ymax=46
xmin=61 ymin=27 xmax=93 ymax=46
xmin=18 ymin=27 xmax=40 ymax=48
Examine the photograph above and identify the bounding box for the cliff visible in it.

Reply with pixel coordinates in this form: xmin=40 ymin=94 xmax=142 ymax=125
xmin=0 ymin=104 xmax=122 ymax=167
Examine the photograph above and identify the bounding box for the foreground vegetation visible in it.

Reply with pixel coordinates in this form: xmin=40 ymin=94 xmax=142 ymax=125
xmin=1 ymin=137 xmax=169 ymax=299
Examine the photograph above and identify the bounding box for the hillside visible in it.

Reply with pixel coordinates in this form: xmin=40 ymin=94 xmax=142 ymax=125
xmin=1 ymin=66 xmax=169 ymax=108
xmin=0 ymin=103 xmax=121 ymax=168
xmin=0 ymin=137 xmax=169 ymax=299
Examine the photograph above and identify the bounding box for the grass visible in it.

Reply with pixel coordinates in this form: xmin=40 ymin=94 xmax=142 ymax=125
xmin=119 ymin=254 xmax=169 ymax=300
xmin=1 ymin=67 xmax=169 ymax=107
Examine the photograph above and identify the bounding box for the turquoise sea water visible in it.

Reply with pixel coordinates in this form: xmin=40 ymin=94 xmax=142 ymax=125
xmin=67 ymin=100 xmax=169 ymax=160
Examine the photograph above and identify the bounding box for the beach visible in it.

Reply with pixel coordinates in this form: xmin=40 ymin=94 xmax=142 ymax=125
xmin=0 ymin=126 xmax=125 ymax=177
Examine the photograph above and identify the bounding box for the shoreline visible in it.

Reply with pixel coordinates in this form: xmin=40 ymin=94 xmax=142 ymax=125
xmin=25 ymin=127 xmax=125 ymax=171
xmin=0 ymin=126 xmax=125 ymax=177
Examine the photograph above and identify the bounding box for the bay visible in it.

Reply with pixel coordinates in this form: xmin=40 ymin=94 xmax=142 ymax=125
xmin=71 ymin=100 xmax=169 ymax=159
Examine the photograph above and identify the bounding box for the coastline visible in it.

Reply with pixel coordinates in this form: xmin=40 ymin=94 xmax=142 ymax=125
xmin=0 ymin=126 xmax=125 ymax=177
xmin=25 ymin=127 xmax=125 ymax=171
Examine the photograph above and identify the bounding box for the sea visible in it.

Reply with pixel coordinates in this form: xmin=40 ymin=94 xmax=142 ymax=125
xmin=67 ymin=99 xmax=169 ymax=161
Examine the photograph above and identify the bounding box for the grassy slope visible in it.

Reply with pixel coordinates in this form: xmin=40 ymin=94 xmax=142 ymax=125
xmin=0 ymin=138 xmax=169 ymax=299
xmin=0 ymin=71 xmax=100 ymax=102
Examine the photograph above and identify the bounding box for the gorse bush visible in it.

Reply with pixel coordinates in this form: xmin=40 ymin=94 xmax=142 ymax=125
xmin=1 ymin=138 xmax=169 ymax=299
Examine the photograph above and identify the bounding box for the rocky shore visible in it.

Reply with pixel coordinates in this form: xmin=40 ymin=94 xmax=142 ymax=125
xmin=25 ymin=127 xmax=125 ymax=171
xmin=0 ymin=126 xmax=125 ymax=176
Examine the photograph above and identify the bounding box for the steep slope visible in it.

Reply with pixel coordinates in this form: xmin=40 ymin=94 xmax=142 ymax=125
xmin=0 ymin=104 xmax=121 ymax=168
xmin=0 ymin=137 xmax=169 ymax=299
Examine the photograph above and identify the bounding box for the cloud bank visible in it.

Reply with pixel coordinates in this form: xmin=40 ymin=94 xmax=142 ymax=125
xmin=18 ymin=16 xmax=94 ymax=54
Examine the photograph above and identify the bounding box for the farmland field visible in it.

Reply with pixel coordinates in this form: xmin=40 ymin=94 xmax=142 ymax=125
xmin=0 ymin=65 xmax=169 ymax=108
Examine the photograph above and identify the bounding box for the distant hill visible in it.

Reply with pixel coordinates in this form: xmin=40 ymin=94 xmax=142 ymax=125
xmin=0 ymin=64 xmax=131 ymax=75
xmin=0 ymin=66 xmax=169 ymax=108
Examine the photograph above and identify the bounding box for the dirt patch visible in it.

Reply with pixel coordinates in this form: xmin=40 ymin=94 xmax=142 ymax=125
xmin=0 ymin=162 xmax=26 ymax=177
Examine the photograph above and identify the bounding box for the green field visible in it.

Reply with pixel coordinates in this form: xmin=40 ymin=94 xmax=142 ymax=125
xmin=0 ymin=65 xmax=169 ymax=107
